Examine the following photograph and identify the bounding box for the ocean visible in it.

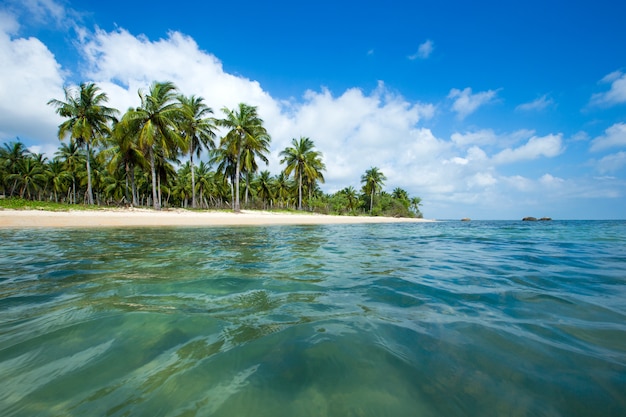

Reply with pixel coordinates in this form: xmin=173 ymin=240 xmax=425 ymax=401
xmin=0 ymin=221 xmax=625 ymax=416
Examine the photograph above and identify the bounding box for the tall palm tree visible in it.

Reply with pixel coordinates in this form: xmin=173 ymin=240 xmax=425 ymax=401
xmin=48 ymin=82 xmax=118 ymax=205
xmin=178 ymin=95 xmax=216 ymax=208
xmin=216 ymin=103 xmax=270 ymax=212
xmin=121 ymin=81 xmax=184 ymax=210
xmin=361 ymin=167 xmax=386 ymax=213
xmin=210 ymin=146 xmax=237 ymax=208
xmin=279 ymin=137 xmax=324 ymax=210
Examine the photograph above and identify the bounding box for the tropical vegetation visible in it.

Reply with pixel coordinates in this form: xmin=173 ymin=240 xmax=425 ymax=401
xmin=0 ymin=81 xmax=423 ymax=218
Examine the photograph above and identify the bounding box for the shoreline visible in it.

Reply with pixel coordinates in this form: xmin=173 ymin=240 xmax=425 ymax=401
xmin=0 ymin=208 xmax=434 ymax=228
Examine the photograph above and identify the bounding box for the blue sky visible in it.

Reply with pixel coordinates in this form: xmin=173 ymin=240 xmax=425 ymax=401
xmin=1 ymin=0 xmax=625 ymax=219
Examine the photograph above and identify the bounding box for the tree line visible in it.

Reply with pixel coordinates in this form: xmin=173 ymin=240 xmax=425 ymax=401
xmin=0 ymin=81 xmax=423 ymax=217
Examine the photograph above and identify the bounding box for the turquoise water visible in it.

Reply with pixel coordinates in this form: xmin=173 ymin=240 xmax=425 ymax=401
xmin=1 ymin=221 xmax=625 ymax=416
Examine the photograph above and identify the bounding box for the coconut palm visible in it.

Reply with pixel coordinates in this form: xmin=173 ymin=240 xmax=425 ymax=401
xmin=48 ymin=82 xmax=118 ymax=205
xmin=272 ymin=172 xmax=293 ymax=209
xmin=103 ymin=119 xmax=145 ymax=206
xmin=254 ymin=170 xmax=274 ymax=209
xmin=361 ymin=167 xmax=386 ymax=213
xmin=342 ymin=186 xmax=358 ymax=212
xmin=216 ymin=103 xmax=270 ymax=212
xmin=55 ymin=142 xmax=85 ymax=204
xmin=178 ymin=95 xmax=216 ymax=208
xmin=7 ymin=157 xmax=46 ymax=199
xmin=410 ymin=197 xmax=423 ymax=218
xmin=1 ymin=141 xmax=31 ymax=196
xmin=280 ymin=137 xmax=325 ymax=210
xmin=46 ymin=159 xmax=71 ymax=202
xmin=121 ymin=81 xmax=184 ymax=209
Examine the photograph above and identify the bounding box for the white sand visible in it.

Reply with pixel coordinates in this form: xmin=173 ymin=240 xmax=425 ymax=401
xmin=0 ymin=209 xmax=433 ymax=228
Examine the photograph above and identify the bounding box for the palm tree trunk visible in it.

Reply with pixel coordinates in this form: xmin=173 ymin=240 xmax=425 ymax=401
xmin=124 ymin=161 xmax=130 ymax=205
xmin=86 ymin=142 xmax=94 ymax=205
xmin=234 ymin=151 xmax=242 ymax=212
xmin=298 ymin=171 xmax=303 ymax=210
xmin=150 ymin=149 xmax=160 ymax=210
xmin=370 ymin=189 xmax=374 ymax=213
xmin=130 ymin=165 xmax=138 ymax=206
xmin=190 ymin=150 xmax=196 ymax=209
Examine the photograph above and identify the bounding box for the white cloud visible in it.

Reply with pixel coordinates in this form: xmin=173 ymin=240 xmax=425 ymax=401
xmin=493 ymin=134 xmax=563 ymax=164
xmin=516 ymin=94 xmax=554 ymax=111
xmin=0 ymin=15 xmax=65 ymax=144
xmin=590 ymin=123 xmax=626 ymax=152
xmin=596 ymin=152 xmax=626 ymax=173
xmin=81 ymin=28 xmax=278 ymax=118
xmin=539 ymin=173 xmax=564 ymax=186
xmin=408 ymin=39 xmax=434 ymax=60
xmin=448 ymin=87 xmax=498 ymax=119
xmin=451 ymin=129 xmax=497 ymax=147
xmin=590 ymin=70 xmax=626 ymax=107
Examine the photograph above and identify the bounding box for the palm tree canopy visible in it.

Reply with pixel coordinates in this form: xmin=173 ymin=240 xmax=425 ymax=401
xmin=123 ymin=81 xmax=185 ymax=156
xmin=48 ymin=83 xmax=118 ymax=147
xmin=178 ymin=95 xmax=217 ymax=158
xmin=361 ymin=167 xmax=387 ymax=196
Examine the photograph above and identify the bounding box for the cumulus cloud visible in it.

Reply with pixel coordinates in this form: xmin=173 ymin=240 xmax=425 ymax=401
xmin=408 ymin=39 xmax=434 ymax=60
xmin=493 ymin=134 xmax=563 ymax=164
xmin=516 ymin=94 xmax=554 ymax=111
xmin=540 ymin=173 xmax=564 ymax=186
xmin=596 ymin=152 xmax=626 ymax=173
xmin=451 ymin=129 xmax=498 ymax=147
xmin=448 ymin=87 xmax=499 ymax=119
xmin=590 ymin=123 xmax=626 ymax=152
xmin=0 ymin=13 xmax=65 ymax=144
xmin=590 ymin=70 xmax=626 ymax=107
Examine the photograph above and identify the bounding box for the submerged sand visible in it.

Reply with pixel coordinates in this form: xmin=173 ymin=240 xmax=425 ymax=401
xmin=0 ymin=209 xmax=433 ymax=228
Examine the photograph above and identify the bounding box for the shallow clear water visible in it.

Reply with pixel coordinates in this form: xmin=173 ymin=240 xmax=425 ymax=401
xmin=1 ymin=221 xmax=625 ymax=416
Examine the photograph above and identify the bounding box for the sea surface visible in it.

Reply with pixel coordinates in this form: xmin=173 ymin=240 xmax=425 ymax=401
xmin=0 ymin=220 xmax=625 ymax=416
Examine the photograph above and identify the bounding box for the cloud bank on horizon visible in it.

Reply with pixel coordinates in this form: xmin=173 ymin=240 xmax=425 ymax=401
xmin=1 ymin=0 xmax=625 ymax=219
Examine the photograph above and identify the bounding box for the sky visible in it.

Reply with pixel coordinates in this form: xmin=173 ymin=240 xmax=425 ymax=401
xmin=1 ymin=0 xmax=625 ymax=219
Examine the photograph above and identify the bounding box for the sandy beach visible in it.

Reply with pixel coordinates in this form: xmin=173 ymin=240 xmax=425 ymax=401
xmin=0 ymin=209 xmax=433 ymax=228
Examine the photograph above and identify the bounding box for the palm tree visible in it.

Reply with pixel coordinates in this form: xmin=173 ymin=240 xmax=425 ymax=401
xmin=361 ymin=167 xmax=386 ymax=213
xmin=8 ymin=157 xmax=46 ymax=199
xmin=210 ymin=146 xmax=237 ymax=208
xmin=55 ymin=142 xmax=85 ymax=204
xmin=104 ymin=119 xmax=145 ymax=206
xmin=392 ymin=187 xmax=410 ymax=210
xmin=216 ymin=103 xmax=270 ymax=212
xmin=279 ymin=137 xmax=325 ymax=210
xmin=254 ymin=170 xmax=274 ymax=209
xmin=48 ymin=82 xmax=118 ymax=205
xmin=178 ymin=95 xmax=216 ymax=208
xmin=121 ymin=81 xmax=184 ymax=210
xmin=272 ymin=172 xmax=292 ymax=209
xmin=342 ymin=186 xmax=358 ymax=212
xmin=1 ymin=141 xmax=31 ymax=196
xmin=410 ymin=197 xmax=423 ymax=218
xmin=46 ymin=159 xmax=71 ymax=202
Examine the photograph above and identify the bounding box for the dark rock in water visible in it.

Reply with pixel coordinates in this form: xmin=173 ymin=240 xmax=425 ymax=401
xmin=461 ymin=218 xmax=471 ymax=222
xmin=539 ymin=217 xmax=552 ymax=221
xmin=522 ymin=217 xmax=538 ymax=221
